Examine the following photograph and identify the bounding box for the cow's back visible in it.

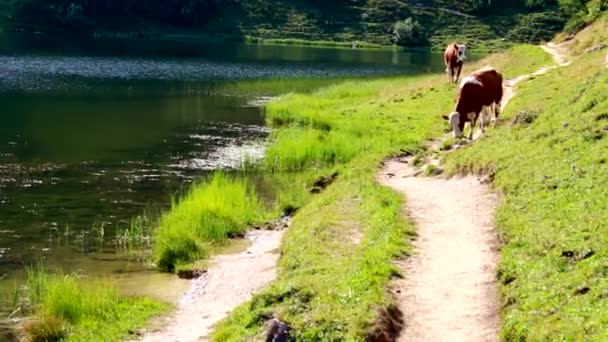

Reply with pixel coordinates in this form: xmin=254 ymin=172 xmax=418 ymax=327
xmin=472 ymin=67 xmax=503 ymax=104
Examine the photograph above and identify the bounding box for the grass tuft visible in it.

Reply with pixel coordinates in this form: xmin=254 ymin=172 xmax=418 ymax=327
xmin=15 ymin=264 xmax=170 ymax=342
xmin=153 ymin=172 xmax=268 ymax=272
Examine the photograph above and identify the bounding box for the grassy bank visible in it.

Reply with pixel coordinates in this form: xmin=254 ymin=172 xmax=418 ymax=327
xmin=443 ymin=40 xmax=608 ymax=339
xmin=207 ymin=45 xmax=553 ymax=340
xmin=5 ymin=265 xmax=170 ymax=341
xmin=152 ymin=171 xmax=323 ymax=272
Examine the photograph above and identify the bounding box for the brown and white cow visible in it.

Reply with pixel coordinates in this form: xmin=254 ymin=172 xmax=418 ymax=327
xmin=444 ymin=43 xmax=467 ymax=84
xmin=443 ymin=66 xmax=503 ymax=139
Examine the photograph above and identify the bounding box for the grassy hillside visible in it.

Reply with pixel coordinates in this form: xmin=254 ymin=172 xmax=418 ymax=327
xmin=444 ymin=17 xmax=608 ymax=340
xmin=0 ymin=0 xmax=566 ymax=51
xmin=209 ymin=45 xmax=551 ymax=340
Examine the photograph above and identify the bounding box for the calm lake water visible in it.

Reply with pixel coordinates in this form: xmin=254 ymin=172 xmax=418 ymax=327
xmin=0 ymin=32 xmax=446 ymax=296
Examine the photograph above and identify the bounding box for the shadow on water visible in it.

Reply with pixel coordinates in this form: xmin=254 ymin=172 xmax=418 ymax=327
xmin=0 ymin=31 xmax=456 ymax=300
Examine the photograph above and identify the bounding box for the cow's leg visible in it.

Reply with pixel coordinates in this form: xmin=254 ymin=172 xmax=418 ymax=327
xmin=455 ymin=64 xmax=462 ymax=84
xmin=469 ymin=122 xmax=475 ymax=140
xmin=479 ymin=107 xmax=486 ymax=134
xmin=493 ymin=103 xmax=501 ymax=128
xmin=469 ymin=119 xmax=476 ymax=140
xmin=447 ymin=65 xmax=453 ymax=83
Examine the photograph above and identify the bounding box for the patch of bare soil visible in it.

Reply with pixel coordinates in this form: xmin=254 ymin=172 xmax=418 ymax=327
xmin=135 ymin=229 xmax=285 ymax=342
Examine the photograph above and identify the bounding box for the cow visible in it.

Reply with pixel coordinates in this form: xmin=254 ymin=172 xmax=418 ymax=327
xmin=605 ymin=50 xmax=608 ymax=65
xmin=444 ymin=43 xmax=467 ymax=84
xmin=442 ymin=66 xmax=503 ymax=139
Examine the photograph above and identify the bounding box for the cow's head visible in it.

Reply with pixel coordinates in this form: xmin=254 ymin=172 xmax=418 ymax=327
xmin=457 ymin=44 xmax=467 ymax=62
xmin=442 ymin=112 xmax=463 ymax=138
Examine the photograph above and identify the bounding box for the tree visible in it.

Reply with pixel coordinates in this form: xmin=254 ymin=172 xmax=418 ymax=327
xmin=392 ymin=18 xmax=426 ymax=46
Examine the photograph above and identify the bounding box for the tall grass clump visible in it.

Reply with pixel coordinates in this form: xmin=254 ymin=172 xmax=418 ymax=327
xmin=444 ymin=48 xmax=608 ymax=339
xmin=15 ymin=264 xmax=169 ymax=342
xmin=153 ymin=172 xmax=267 ymax=272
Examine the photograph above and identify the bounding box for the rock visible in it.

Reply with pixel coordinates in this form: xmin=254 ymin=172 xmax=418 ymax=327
xmin=265 ymin=319 xmax=291 ymax=342
xmin=512 ymin=110 xmax=539 ymax=126
xmin=177 ymin=269 xmax=207 ymax=279
xmin=583 ymin=44 xmax=606 ymax=54
xmin=310 ymin=172 xmax=339 ymax=193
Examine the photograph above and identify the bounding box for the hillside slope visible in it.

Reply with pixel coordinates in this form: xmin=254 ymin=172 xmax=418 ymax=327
xmin=0 ymin=0 xmax=565 ymax=51
xmin=445 ymin=16 xmax=608 ymax=340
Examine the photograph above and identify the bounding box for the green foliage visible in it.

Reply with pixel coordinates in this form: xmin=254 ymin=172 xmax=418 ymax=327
xmin=0 ymin=0 xmax=567 ymax=50
xmin=444 ymin=48 xmax=608 ymax=339
xmin=392 ymin=18 xmax=426 ymax=46
xmin=153 ymin=172 xmax=268 ymax=272
xmin=559 ymin=0 xmax=608 ymax=31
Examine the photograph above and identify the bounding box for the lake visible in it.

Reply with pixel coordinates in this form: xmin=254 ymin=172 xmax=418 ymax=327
xmin=0 ymin=32 xmax=446 ymax=296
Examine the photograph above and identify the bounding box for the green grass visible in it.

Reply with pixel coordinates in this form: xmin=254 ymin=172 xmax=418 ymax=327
xmin=261 ymin=44 xmax=552 ymax=173
xmin=153 ymin=172 xmax=269 ymax=272
xmin=211 ymin=45 xmax=553 ymax=340
xmin=443 ymin=47 xmax=608 ymax=340
xmin=14 ymin=264 xmax=170 ymax=342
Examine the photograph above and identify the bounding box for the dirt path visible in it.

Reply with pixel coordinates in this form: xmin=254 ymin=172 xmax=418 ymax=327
xmin=136 ymin=229 xmax=284 ymax=342
xmin=381 ymin=162 xmax=499 ymax=342
xmin=379 ymin=45 xmax=569 ymax=341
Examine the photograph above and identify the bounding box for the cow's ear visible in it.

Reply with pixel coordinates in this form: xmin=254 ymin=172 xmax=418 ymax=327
xmin=442 ymin=114 xmax=449 ymax=120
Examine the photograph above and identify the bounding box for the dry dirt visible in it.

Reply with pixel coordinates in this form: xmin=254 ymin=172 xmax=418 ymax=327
xmin=380 ymin=162 xmax=500 ymax=342
xmin=135 ymin=229 xmax=284 ymax=342
xmin=378 ymin=45 xmax=569 ymax=342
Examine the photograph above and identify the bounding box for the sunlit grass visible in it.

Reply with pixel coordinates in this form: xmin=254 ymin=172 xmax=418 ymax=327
xmin=260 ymin=44 xmax=552 ymax=173
xmin=444 ymin=49 xmax=608 ymax=340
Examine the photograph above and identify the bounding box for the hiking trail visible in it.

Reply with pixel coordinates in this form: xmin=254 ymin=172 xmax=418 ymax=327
xmin=379 ymin=45 xmax=569 ymax=341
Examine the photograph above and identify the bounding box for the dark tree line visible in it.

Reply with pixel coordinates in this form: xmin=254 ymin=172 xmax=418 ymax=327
xmin=15 ymin=0 xmax=238 ymax=29
xmin=9 ymin=0 xmax=606 ymax=34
